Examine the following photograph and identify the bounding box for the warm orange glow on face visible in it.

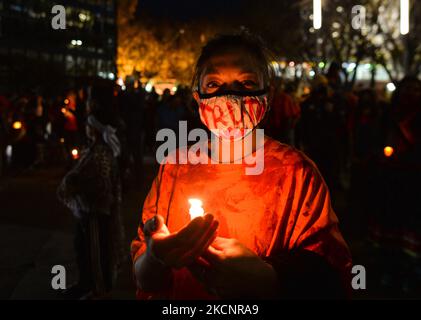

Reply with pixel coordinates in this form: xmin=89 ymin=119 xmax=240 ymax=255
xmin=188 ymin=198 xmax=204 ymax=220
xmin=384 ymin=146 xmax=394 ymax=157
xmin=71 ymin=148 xmax=79 ymax=160
xmin=64 ymin=99 xmax=69 ymax=105
xmin=12 ymin=121 xmax=22 ymax=130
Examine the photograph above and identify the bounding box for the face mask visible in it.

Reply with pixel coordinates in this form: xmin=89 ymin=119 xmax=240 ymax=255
xmin=198 ymin=90 xmax=268 ymax=141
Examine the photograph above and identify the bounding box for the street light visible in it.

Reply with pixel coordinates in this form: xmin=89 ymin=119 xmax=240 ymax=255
xmin=400 ymin=0 xmax=409 ymax=35
xmin=313 ymin=0 xmax=322 ymax=30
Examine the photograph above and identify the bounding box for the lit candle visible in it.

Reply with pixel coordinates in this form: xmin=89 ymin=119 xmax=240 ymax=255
xmin=188 ymin=198 xmax=204 ymax=220
xmin=71 ymin=148 xmax=79 ymax=160
xmin=384 ymin=146 xmax=394 ymax=157
xmin=12 ymin=121 xmax=22 ymax=130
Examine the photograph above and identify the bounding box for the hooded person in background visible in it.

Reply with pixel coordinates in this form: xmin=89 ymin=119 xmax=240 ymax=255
xmin=57 ymin=86 xmax=126 ymax=299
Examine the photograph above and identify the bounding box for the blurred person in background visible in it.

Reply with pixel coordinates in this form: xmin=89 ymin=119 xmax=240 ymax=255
xmin=297 ymin=75 xmax=342 ymax=190
xmin=0 ymin=93 xmax=12 ymax=176
xmin=156 ymin=88 xmax=187 ymax=153
xmin=143 ymin=86 xmax=159 ymax=154
xmin=369 ymin=76 xmax=421 ymax=297
xmin=57 ymin=86 xmax=126 ymax=299
xmin=75 ymin=87 xmax=88 ymax=145
xmin=263 ymin=78 xmax=300 ymax=146
xmin=326 ymin=63 xmax=353 ymax=188
xmin=62 ymin=90 xmax=80 ymax=160
xmin=119 ymin=82 xmax=145 ymax=181
xmin=347 ymin=89 xmax=383 ymax=238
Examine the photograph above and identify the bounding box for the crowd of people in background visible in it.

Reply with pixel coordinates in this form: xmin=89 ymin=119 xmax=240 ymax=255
xmin=0 ymin=63 xmax=420 ymax=298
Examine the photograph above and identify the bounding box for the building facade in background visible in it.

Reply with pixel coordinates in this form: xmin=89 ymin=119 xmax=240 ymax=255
xmin=0 ymin=0 xmax=117 ymax=93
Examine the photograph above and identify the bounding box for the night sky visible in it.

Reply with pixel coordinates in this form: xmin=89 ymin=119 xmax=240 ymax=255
xmin=138 ymin=0 xmax=291 ymax=21
xmin=134 ymin=0 xmax=300 ymax=56
xmin=136 ymin=0 xmax=247 ymax=22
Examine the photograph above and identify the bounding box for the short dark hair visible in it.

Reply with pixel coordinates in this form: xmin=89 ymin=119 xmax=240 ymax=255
xmin=191 ymin=32 xmax=275 ymax=91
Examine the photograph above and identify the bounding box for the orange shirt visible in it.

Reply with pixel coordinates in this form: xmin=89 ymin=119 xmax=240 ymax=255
xmin=131 ymin=137 xmax=352 ymax=299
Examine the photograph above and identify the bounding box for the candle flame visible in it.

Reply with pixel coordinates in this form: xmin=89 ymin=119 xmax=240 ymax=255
xmin=188 ymin=198 xmax=204 ymax=220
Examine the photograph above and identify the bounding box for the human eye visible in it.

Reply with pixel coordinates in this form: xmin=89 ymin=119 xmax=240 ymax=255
xmin=206 ymin=81 xmax=221 ymax=89
xmin=239 ymin=79 xmax=260 ymax=91
xmin=241 ymin=80 xmax=258 ymax=88
xmin=202 ymin=79 xmax=222 ymax=94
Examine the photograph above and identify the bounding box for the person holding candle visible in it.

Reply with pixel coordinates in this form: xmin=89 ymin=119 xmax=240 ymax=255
xmin=131 ymin=32 xmax=352 ymax=299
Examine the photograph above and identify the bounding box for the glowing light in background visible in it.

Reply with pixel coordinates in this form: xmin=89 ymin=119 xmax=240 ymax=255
xmin=347 ymin=63 xmax=357 ymax=73
xmin=313 ymin=0 xmax=322 ymax=30
xmin=12 ymin=121 xmax=22 ymax=130
xmin=116 ymin=78 xmax=124 ymax=87
xmin=6 ymin=145 xmax=12 ymax=160
xmin=71 ymin=148 xmax=79 ymax=160
xmin=387 ymin=82 xmax=396 ymax=92
xmin=145 ymin=83 xmax=153 ymax=92
xmin=384 ymin=146 xmax=394 ymax=157
xmin=400 ymin=0 xmax=409 ymax=35
xmin=71 ymin=40 xmax=82 ymax=46
xmin=79 ymin=13 xmax=88 ymax=22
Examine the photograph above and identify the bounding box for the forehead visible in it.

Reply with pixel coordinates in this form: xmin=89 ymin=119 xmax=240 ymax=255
xmin=201 ymin=50 xmax=263 ymax=77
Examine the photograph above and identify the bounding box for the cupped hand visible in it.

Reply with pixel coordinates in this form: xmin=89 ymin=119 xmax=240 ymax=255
xmin=189 ymin=237 xmax=280 ymax=299
xmin=143 ymin=214 xmax=219 ymax=269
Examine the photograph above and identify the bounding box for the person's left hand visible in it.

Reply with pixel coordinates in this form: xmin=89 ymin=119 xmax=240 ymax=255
xmin=189 ymin=237 xmax=280 ymax=299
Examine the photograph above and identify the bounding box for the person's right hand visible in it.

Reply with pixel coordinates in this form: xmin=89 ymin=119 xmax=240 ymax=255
xmin=143 ymin=214 xmax=219 ymax=269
